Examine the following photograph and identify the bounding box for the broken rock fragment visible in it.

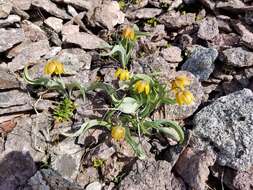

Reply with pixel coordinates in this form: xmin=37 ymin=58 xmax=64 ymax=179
xmin=198 ymin=17 xmax=219 ymax=41
xmin=0 ymin=28 xmax=25 ymax=52
xmin=8 ymin=39 xmax=50 ymax=71
xmin=32 ymin=0 xmax=70 ymax=19
xmin=44 ymin=16 xmax=63 ymax=33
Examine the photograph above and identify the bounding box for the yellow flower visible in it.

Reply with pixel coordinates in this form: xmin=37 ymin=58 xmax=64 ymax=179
xmin=44 ymin=59 xmax=64 ymax=75
xmin=176 ymin=90 xmax=195 ymax=106
xmin=134 ymin=80 xmax=150 ymax=95
xmin=171 ymin=75 xmax=191 ymax=91
xmin=122 ymin=26 xmax=135 ymax=41
xmin=111 ymin=126 xmax=125 ymax=141
xmin=115 ymin=68 xmax=130 ymax=81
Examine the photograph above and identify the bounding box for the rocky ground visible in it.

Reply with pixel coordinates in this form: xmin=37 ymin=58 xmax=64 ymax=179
xmin=0 ymin=0 xmax=253 ymax=190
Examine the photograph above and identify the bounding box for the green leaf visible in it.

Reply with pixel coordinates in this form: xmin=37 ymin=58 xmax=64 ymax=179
xmin=117 ymin=97 xmax=140 ymax=114
xmin=157 ymin=120 xmax=184 ymax=144
xmin=125 ymin=128 xmax=146 ymax=160
xmin=101 ymin=44 xmax=128 ymax=67
xmin=159 ymin=127 xmax=181 ymax=142
xmin=61 ymin=120 xmax=111 ymax=137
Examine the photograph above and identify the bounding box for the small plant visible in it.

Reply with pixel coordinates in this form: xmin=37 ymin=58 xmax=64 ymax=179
xmin=118 ymin=0 xmax=126 ymax=10
xmin=92 ymin=158 xmax=105 ymax=168
xmin=23 ymin=59 xmax=85 ymax=98
xmin=146 ymin=17 xmax=159 ymax=27
xmin=23 ymin=25 xmax=195 ymax=160
xmin=102 ymin=25 xmax=147 ymax=69
xmin=53 ymin=98 xmax=76 ymax=122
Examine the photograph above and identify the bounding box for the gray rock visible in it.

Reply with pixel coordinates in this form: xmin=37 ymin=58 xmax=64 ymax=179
xmin=168 ymin=0 xmax=183 ymax=11
xmin=222 ymin=47 xmax=253 ymax=67
xmin=209 ymin=33 xmax=240 ymax=50
xmin=86 ymin=181 xmax=103 ymax=190
xmin=198 ymin=17 xmax=219 ymax=41
xmin=182 ymin=46 xmax=218 ymax=81
xmin=0 ymin=14 xmax=21 ymax=27
xmin=193 ymin=89 xmax=253 ymax=171
xmin=159 ymin=11 xmax=195 ymax=29
xmin=245 ymin=11 xmax=253 ymax=25
xmin=4 ymin=115 xmax=48 ymax=162
xmin=44 ymin=17 xmax=63 ymax=33
xmin=0 ymin=68 xmax=19 ymax=90
xmin=52 ymin=0 xmax=98 ymax=10
xmin=51 ymin=138 xmax=84 ymax=182
xmin=119 ymin=158 xmax=185 ymax=190
xmin=32 ymin=0 xmax=71 ymax=19
xmin=216 ymin=0 xmax=253 ymax=13
xmin=63 ymin=29 xmax=107 ymax=50
xmin=175 ymin=147 xmax=216 ymax=190
xmin=0 ymin=90 xmax=53 ymax=115
xmin=0 ymin=0 xmax=12 ymax=18
xmin=165 ymin=71 xmax=204 ymax=120
xmin=21 ymin=20 xmax=48 ymax=42
xmin=233 ymin=22 xmax=253 ymax=50
xmin=129 ymin=8 xmax=162 ymax=19
xmin=233 ymin=167 xmax=253 ymax=190
xmin=92 ymin=1 xmax=124 ymax=30
xmin=24 ymin=169 xmax=83 ymax=190
xmin=10 ymin=0 xmax=32 ymax=10
xmin=161 ymin=46 xmax=182 ymax=63
xmin=0 ymin=151 xmax=36 ymax=190
xmin=8 ymin=39 xmax=50 ymax=71
xmin=0 ymin=28 xmax=25 ymax=52
xmin=56 ymin=48 xmax=91 ymax=74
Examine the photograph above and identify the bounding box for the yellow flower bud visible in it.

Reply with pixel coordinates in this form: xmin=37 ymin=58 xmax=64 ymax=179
xmin=134 ymin=80 xmax=150 ymax=95
xmin=111 ymin=126 xmax=125 ymax=141
xmin=44 ymin=59 xmax=64 ymax=75
xmin=122 ymin=26 xmax=135 ymax=41
xmin=171 ymin=75 xmax=191 ymax=92
xmin=114 ymin=68 xmax=130 ymax=81
xmin=176 ymin=90 xmax=195 ymax=106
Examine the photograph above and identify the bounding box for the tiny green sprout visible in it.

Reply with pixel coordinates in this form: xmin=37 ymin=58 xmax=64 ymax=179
xmin=131 ymin=0 xmax=141 ymax=4
xmin=196 ymin=15 xmax=204 ymax=22
xmin=146 ymin=17 xmax=159 ymax=27
xmin=160 ymin=2 xmax=170 ymax=10
xmin=118 ymin=0 xmax=126 ymax=10
xmin=165 ymin=43 xmax=172 ymax=48
xmin=92 ymin=158 xmax=105 ymax=168
xmin=53 ymin=98 xmax=76 ymax=122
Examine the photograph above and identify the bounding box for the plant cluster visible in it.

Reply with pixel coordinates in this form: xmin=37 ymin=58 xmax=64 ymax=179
xmin=23 ymin=25 xmax=195 ymax=159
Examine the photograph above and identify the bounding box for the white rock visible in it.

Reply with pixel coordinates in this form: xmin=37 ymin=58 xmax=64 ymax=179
xmin=44 ymin=17 xmax=63 ymax=33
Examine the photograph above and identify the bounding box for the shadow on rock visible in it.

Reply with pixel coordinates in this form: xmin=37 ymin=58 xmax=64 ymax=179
xmin=0 ymin=151 xmax=36 ymax=190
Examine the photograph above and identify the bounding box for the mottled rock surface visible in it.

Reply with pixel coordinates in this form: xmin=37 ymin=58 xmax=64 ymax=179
xmin=44 ymin=17 xmax=63 ymax=33
xmin=159 ymin=11 xmax=195 ymax=29
xmin=222 ymin=47 xmax=253 ymax=67
xmin=161 ymin=46 xmax=183 ymax=63
xmin=193 ymin=89 xmax=253 ymax=171
xmin=130 ymin=8 xmax=162 ymax=19
xmin=63 ymin=29 xmax=107 ymax=50
xmin=92 ymin=1 xmax=124 ymax=30
xmin=119 ymin=159 xmax=185 ymax=190
xmin=8 ymin=39 xmax=50 ymax=71
xmin=175 ymin=147 xmax=216 ymax=190
xmin=0 ymin=28 xmax=25 ymax=52
xmin=182 ymin=46 xmax=218 ymax=81
xmin=23 ymin=169 xmax=83 ymax=190
xmin=32 ymin=0 xmax=70 ymax=19
xmin=198 ymin=17 xmax=219 ymax=41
